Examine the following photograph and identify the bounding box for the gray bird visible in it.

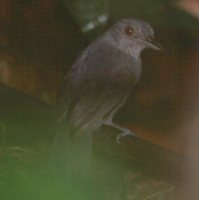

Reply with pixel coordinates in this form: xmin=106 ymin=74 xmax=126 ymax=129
xmin=51 ymin=18 xmax=160 ymax=185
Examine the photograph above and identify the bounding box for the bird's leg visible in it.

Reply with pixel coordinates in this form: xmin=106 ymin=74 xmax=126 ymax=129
xmin=104 ymin=121 xmax=137 ymax=143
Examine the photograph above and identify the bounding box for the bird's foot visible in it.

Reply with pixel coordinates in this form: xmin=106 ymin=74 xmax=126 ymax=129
xmin=116 ymin=128 xmax=137 ymax=143
xmin=104 ymin=121 xmax=137 ymax=143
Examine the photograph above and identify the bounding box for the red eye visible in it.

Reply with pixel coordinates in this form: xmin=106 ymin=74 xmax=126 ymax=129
xmin=124 ymin=25 xmax=134 ymax=37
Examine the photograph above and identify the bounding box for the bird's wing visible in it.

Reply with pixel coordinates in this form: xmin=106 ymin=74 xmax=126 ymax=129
xmin=51 ymin=42 xmax=139 ymax=184
xmin=57 ymin=42 xmax=139 ymax=133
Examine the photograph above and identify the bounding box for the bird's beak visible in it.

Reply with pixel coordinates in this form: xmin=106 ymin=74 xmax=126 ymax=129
xmin=144 ymin=37 xmax=162 ymax=51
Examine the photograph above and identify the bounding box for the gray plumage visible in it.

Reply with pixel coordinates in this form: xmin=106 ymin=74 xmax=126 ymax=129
xmin=51 ymin=18 xmax=160 ymax=185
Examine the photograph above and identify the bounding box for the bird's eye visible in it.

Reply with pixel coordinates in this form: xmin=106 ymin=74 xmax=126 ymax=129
xmin=124 ymin=25 xmax=134 ymax=37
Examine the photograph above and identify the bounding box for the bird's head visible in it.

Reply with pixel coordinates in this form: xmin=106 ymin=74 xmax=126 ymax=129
xmin=103 ymin=19 xmax=161 ymax=58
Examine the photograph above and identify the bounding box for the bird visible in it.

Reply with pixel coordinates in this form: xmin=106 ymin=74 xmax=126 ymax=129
xmin=51 ymin=18 xmax=160 ymax=188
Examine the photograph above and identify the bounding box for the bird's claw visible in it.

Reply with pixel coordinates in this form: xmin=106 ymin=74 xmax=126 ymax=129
xmin=116 ymin=130 xmax=137 ymax=143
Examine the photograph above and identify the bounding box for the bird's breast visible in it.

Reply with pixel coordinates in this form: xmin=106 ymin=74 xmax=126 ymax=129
xmin=110 ymin=56 xmax=142 ymax=87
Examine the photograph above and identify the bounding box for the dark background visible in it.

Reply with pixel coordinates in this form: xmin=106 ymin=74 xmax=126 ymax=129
xmin=0 ymin=0 xmax=199 ymax=150
xmin=0 ymin=0 xmax=199 ymax=199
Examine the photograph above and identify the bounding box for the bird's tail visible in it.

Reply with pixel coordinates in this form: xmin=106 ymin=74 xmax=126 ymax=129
xmin=50 ymin=122 xmax=92 ymax=187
